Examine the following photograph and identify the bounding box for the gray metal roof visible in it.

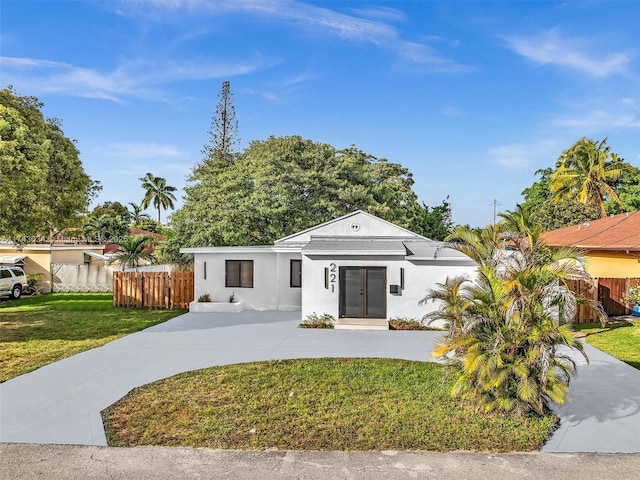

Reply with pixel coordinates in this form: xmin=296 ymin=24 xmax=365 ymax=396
xmin=302 ymin=237 xmax=408 ymax=255
xmin=301 ymin=237 xmax=470 ymax=261
xmin=403 ymin=240 xmax=469 ymax=260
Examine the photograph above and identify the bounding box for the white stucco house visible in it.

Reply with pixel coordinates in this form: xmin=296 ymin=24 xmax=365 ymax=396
xmin=181 ymin=211 xmax=476 ymax=327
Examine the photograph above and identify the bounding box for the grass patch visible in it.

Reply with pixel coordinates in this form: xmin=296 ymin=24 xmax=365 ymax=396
xmin=103 ymin=358 xmax=556 ymax=452
xmin=573 ymin=319 xmax=640 ymax=370
xmin=0 ymin=293 xmax=185 ymax=382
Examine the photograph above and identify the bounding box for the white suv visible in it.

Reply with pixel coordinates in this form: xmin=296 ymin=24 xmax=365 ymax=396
xmin=0 ymin=266 xmax=28 ymax=300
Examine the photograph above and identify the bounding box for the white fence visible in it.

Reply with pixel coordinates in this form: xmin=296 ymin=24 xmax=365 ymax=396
xmin=51 ymin=264 xmax=116 ymax=292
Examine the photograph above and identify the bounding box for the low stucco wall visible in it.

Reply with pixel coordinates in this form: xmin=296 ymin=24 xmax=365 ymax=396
xmin=189 ymin=301 xmax=245 ymax=312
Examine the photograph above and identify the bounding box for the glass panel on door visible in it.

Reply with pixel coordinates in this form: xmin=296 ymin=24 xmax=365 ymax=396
xmin=342 ymin=268 xmax=362 ymax=318
xmin=365 ymin=268 xmax=385 ymax=318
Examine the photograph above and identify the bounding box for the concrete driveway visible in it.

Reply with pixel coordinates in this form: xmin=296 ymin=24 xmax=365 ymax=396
xmin=1 ymin=311 xmax=639 ymax=453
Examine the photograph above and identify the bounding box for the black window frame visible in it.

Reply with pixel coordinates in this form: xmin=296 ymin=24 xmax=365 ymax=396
xmin=225 ymin=260 xmax=254 ymax=288
xmin=290 ymin=259 xmax=302 ymax=288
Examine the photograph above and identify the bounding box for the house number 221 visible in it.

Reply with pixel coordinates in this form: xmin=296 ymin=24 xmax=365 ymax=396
xmin=329 ymin=263 xmax=337 ymax=293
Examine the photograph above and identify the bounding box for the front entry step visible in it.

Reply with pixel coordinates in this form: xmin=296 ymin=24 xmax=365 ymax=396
xmin=334 ymin=318 xmax=389 ymax=330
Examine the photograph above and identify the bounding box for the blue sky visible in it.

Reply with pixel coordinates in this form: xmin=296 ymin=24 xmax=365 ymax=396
xmin=2 ymin=0 xmax=639 ymax=227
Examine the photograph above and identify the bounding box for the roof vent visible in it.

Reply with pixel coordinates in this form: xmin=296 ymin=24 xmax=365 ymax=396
xmin=583 ymin=222 xmax=590 ymax=227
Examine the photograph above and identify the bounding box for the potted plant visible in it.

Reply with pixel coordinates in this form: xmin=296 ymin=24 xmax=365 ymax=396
xmin=623 ymin=285 xmax=640 ymax=317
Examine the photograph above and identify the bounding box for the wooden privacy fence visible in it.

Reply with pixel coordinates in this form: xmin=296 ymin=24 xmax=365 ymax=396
xmin=569 ymin=277 xmax=639 ymax=323
xmin=598 ymin=277 xmax=639 ymax=317
xmin=113 ymin=271 xmax=194 ymax=309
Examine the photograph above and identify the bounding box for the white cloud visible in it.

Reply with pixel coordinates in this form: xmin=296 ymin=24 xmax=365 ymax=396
xmin=351 ymin=6 xmax=407 ymax=23
xmin=555 ymin=110 xmax=640 ymax=130
xmin=504 ymin=29 xmax=632 ymax=78
xmin=122 ymin=0 xmax=467 ymax=71
xmin=281 ymin=71 xmax=315 ymax=87
xmin=488 ymin=140 xmax=560 ymax=169
xmin=0 ymin=54 xmax=276 ymax=101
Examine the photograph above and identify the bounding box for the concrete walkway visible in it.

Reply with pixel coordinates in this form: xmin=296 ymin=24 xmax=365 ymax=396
xmin=1 ymin=311 xmax=639 ymax=453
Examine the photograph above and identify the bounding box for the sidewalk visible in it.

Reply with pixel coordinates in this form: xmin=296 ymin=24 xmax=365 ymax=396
xmin=2 ymin=444 xmax=640 ymax=480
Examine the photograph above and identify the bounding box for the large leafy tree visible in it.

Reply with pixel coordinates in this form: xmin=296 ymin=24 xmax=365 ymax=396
xmin=521 ymin=168 xmax=600 ymax=232
xmin=0 ymin=87 xmax=99 ymax=241
xmin=91 ymin=201 xmax=130 ymax=219
xmin=416 ymin=197 xmax=453 ymax=241
xmin=139 ymin=172 xmax=177 ymax=223
xmin=422 ymin=225 xmax=605 ymax=416
xmin=550 ymin=137 xmax=626 ymax=217
xmin=606 ymin=164 xmax=640 ymax=213
xmin=172 ymin=135 xmax=425 ymax=247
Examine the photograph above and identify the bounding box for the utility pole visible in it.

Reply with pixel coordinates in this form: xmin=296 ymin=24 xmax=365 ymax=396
xmin=491 ymin=199 xmax=501 ymax=227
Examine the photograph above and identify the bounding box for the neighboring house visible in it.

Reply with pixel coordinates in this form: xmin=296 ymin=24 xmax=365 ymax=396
xmin=181 ymin=210 xmax=476 ymax=325
xmin=542 ymin=211 xmax=640 ymax=278
xmin=0 ymin=244 xmax=107 ymax=293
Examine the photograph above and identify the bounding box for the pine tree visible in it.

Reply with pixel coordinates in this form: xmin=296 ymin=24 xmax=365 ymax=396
xmin=201 ymin=80 xmax=239 ymax=166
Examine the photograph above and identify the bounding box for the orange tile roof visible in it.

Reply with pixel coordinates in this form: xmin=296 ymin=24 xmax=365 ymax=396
xmin=129 ymin=228 xmax=164 ymax=241
xmin=542 ymin=211 xmax=640 ymax=251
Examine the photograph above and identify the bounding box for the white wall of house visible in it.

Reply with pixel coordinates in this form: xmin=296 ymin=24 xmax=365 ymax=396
xmin=193 ymin=249 xmax=302 ymax=311
xmin=300 ymin=255 xmax=476 ymax=322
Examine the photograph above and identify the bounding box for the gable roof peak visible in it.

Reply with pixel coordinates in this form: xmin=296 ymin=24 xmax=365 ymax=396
xmin=275 ymin=210 xmax=426 ymax=245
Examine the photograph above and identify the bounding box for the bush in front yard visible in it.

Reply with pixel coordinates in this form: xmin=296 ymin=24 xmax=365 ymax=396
xmin=299 ymin=313 xmax=335 ymax=329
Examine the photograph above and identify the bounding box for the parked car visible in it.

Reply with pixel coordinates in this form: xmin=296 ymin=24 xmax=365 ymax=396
xmin=0 ymin=266 xmax=28 ymax=299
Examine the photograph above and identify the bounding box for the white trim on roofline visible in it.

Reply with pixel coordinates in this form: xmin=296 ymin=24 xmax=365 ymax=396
xmin=180 ymin=245 xmax=301 ymax=254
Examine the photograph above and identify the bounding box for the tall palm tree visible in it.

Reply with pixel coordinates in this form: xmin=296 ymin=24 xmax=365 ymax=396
xmin=127 ymin=202 xmax=150 ymax=227
xmin=139 ymin=173 xmax=177 ymax=223
xmin=422 ymin=225 xmax=606 ymax=416
xmin=550 ymin=137 xmax=626 ymax=217
xmin=109 ymin=235 xmax=155 ymax=271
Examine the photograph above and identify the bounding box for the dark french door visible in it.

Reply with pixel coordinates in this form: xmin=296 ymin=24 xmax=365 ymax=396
xmin=339 ymin=267 xmax=386 ymax=318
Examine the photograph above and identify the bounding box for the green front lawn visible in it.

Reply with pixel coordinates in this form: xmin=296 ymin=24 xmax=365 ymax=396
xmin=103 ymin=358 xmax=557 ymax=452
xmin=573 ymin=319 xmax=640 ymax=370
xmin=0 ymin=293 xmax=185 ymax=382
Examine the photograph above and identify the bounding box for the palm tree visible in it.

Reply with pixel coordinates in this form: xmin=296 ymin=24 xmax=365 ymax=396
xmin=127 ymin=202 xmax=150 ymax=227
xmin=84 ymin=215 xmax=128 ymax=243
xmin=498 ymin=204 xmax=533 ymax=235
xmin=109 ymin=235 xmax=155 ymax=271
xmin=422 ymin=225 xmax=605 ymax=416
xmin=84 ymin=215 xmax=110 ymax=243
xmin=550 ymin=137 xmax=626 ymax=217
xmin=139 ymin=173 xmax=177 ymax=223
